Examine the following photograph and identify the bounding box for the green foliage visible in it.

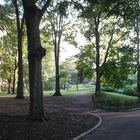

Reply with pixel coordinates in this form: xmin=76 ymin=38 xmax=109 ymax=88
xmin=108 ymin=0 xmax=138 ymax=21
xmin=60 ymin=64 xmax=69 ymax=86
xmin=76 ymin=44 xmax=96 ymax=81
xmin=60 ymin=59 xmax=78 ymax=86
xmin=127 ymin=74 xmax=137 ymax=84
xmin=101 ymin=85 xmax=115 ymax=92
xmin=83 ymin=0 xmax=138 ymax=21
xmin=101 ymin=45 xmax=136 ymax=88
xmin=122 ymin=84 xmax=137 ymax=96
xmin=58 ymin=1 xmax=69 ymax=16
xmin=0 ymin=35 xmax=17 ymax=81
xmin=44 ymin=77 xmax=55 ymax=90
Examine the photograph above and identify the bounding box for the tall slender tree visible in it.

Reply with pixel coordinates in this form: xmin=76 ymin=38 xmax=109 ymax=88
xmin=136 ymin=0 xmax=140 ymax=102
xmin=22 ymin=0 xmax=51 ymax=121
xmin=47 ymin=1 xmax=70 ymax=96
xmin=13 ymin=0 xmax=24 ymax=99
xmin=78 ymin=0 xmax=138 ymax=95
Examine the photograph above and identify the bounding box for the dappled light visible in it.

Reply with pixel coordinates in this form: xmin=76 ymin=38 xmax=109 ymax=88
xmin=0 ymin=0 xmax=140 ymax=139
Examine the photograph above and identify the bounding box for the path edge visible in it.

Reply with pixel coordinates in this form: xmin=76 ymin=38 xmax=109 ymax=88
xmin=119 ymin=106 xmax=140 ymax=112
xmin=72 ymin=112 xmax=102 ymax=140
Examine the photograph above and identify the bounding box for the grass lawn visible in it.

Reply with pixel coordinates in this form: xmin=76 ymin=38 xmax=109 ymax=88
xmin=103 ymin=92 xmax=137 ymax=100
xmin=43 ymin=84 xmax=94 ymax=96
xmin=0 ymin=84 xmax=95 ymax=97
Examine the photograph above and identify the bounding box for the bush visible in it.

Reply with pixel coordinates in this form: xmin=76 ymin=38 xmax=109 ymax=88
xmin=96 ymin=92 xmax=138 ymax=111
xmin=122 ymin=84 xmax=137 ymax=96
xmin=101 ymin=86 xmax=115 ymax=92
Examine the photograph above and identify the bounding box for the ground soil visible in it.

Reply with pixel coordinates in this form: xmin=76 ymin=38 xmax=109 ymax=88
xmin=0 ymin=94 xmax=98 ymax=140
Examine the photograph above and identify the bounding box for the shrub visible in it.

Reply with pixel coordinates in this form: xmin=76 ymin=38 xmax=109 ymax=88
xmin=96 ymin=92 xmax=138 ymax=110
xmin=122 ymin=84 xmax=137 ymax=96
xmin=101 ymin=86 xmax=115 ymax=92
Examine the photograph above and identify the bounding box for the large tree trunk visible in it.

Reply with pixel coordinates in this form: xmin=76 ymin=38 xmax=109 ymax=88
xmin=23 ymin=1 xmax=48 ymax=121
xmin=95 ymin=18 xmax=101 ymax=95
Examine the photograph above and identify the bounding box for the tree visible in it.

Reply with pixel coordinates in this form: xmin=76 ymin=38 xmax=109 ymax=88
xmin=77 ymin=0 xmax=137 ymax=95
xmin=76 ymin=44 xmax=96 ymax=82
xmin=13 ymin=0 xmax=24 ymax=99
xmin=46 ymin=0 xmax=71 ymax=96
xmin=78 ymin=0 xmax=113 ymax=95
xmin=0 ymin=3 xmax=19 ymax=94
xmin=135 ymin=0 xmax=140 ymax=102
xmin=60 ymin=57 xmax=77 ymax=90
xmin=22 ymin=0 xmax=51 ymax=121
xmin=40 ymin=29 xmax=55 ymax=91
xmin=101 ymin=45 xmax=136 ymax=88
xmin=0 ymin=35 xmax=17 ymax=94
xmin=60 ymin=64 xmax=69 ymax=90
xmin=0 ymin=1 xmax=25 ymax=96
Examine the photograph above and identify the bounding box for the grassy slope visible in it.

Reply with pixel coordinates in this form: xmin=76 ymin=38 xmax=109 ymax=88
xmin=103 ymin=92 xmax=137 ymax=100
xmin=97 ymin=92 xmax=139 ymax=110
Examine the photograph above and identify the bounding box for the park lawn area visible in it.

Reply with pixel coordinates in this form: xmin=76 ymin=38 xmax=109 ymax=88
xmin=44 ymin=88 xmax=93 ymax=96
xmin=97 ymin=92 xmax=139 ymax=111
xmin=43 ymin=85 xmax=94 ymax=96
xmin=0 ymin=84 xmax=94 ymax=97
xmin=103 ymin=92 xmax=137 ymax=100
xmin=0 ymin=92 xmax=15 ymax=97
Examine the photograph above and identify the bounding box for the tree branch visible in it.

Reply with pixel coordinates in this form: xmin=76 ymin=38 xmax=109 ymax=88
xmin=39 ymin=0 xmax=52 ymax=20
xmin=0 ymin=26 xmax=16 ymax=46
xmin=102 ymin=20 xmax=116 ymax=65
xmin=13 ymin=0 xmax=20 ymax=31
xmin=20 ymin=13 xmax=25 ymax=30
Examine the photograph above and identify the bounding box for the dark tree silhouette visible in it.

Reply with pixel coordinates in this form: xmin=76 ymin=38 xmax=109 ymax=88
xmin=22 ymin=0 xmax=51 ymax=121
xmin=13 ymin=0 xmax=24 ymax=99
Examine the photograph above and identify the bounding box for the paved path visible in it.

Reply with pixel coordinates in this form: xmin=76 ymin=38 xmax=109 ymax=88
xmin=83 ymin=110 xmax=140 ymax=140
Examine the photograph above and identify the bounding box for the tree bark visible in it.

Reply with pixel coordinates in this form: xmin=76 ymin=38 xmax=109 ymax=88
xmin=76 ymin=83 xmax=79 ymax=91
xmin=7 ymin=78 xmax=11 ymax=94
xmin=53 ymin=28 xmax=62 ymax=96
xmin=16 ymin=28 xmax=24 ymax=99
xmin=54 ymin=43 xmax=61 ymax=96
xmin=12 ymin=58 xmax=17 ymax=94
xmin=22 ymin=0 xmax=49 ymax=121
xmin=95 ymin=18 xmax=101 ymax=95
xmin=136 ymin=14 xmax=140 ymax=103
xmin=14 ymin=0 xmax=24 ymax=99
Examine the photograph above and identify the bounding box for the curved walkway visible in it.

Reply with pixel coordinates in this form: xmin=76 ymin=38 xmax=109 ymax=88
xmin=73 ymin=112 xmax=102 ymax=140
xmin=83 ymin=109 xmax=140 ymax=140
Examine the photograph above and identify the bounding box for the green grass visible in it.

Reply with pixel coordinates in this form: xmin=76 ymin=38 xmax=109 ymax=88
xmin=0 ymin=84 xmax=94 ymax=97
xmin=0 ymin=90 xmax=15 ymax=97
xmin=44 ymin=85 xmax=94 ymax=96
xmin=103 ymin=92 xmax=137 ymax=100
xmin=97 ymin=92 xmax=139 ymax=111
